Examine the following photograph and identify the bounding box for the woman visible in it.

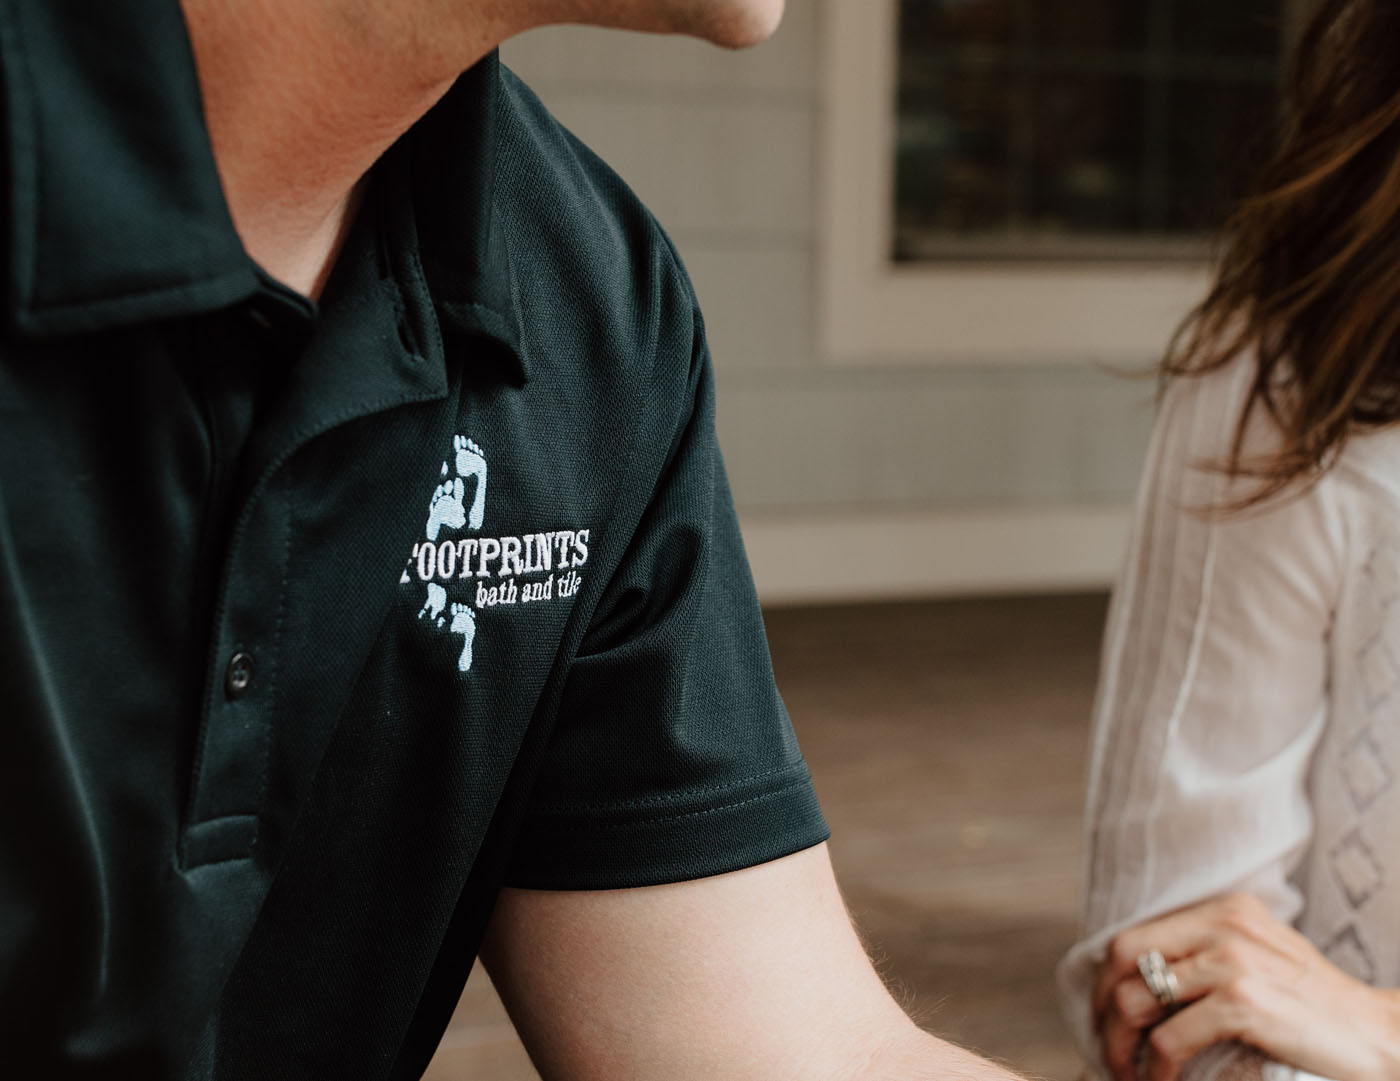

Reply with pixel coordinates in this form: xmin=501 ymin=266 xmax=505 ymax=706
xmin=1059 ymin=3 xmax=1400 ymax=1080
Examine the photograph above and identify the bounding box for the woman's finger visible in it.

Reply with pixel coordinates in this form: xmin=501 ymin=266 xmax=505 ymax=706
xmin=1093 ymin=927 xmax=1203 ymax=1017
xmin=1142 ymin=990 xmax=1254 ymax=1081
xmin=1104 ymin=970 xmax=1166 ymax=1031
xmin=1100 ymin=1006 xmax=1146 ymax=1081
xmin=1098 ymin=946 xmax=1229 ymax=1040
xmin=1093 ymin=895 xmax=1267 ymax=1018
xmin=1093 ymin=923 xmax=1203 ymax=1020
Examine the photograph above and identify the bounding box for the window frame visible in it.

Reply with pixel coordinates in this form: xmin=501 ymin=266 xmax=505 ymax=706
xmin=819 ymin=0 xmax=1234 ymax=366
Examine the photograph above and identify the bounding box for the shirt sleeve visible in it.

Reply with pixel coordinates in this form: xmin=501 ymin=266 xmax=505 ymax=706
xmin=501 ymin=304 xmax=829 ymax=891
xmin=1057 ymin=360 xmax=1347 ymax=1081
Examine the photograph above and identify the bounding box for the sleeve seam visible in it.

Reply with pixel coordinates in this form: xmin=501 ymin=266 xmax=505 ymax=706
xmin=1126 ymin=386 xmax=1229 ymax=918
xmin=527 ymin=759 xmax=807 ymax=816
xmin=518 ymin=769 xmax=815 ymax=832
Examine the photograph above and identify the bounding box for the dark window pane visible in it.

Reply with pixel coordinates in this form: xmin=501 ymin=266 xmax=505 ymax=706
xmin=1028 ymin=75 xmax=1146 ymax=234
xmin=1166 ymin=79 xmax=1278 ymax=231
xmin=1173 ymin=0 xmax=1282 ymax=58
xmin=1035 ymin=0 xmax=1148 ymax=51
xmin=891 ymin=0 xmax=1287 ymax=259
xmin=900 ymin=0 xmax=1015 ymax=50
xmin=895 ymin=66 xmax=1018 ymax=249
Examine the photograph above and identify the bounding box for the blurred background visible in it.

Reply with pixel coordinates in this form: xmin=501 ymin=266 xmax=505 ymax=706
xmin=425 ymin=2 xmax=1300 ymax=1076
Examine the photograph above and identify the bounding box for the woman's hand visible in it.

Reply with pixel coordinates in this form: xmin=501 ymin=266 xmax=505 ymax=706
xmin=1092 ymin=893 xmax=1400 ymax=1081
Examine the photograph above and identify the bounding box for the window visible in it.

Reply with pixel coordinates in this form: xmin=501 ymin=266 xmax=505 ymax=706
xmin=820 ymin=0 xmax=1299 ymax=363
xmin=893 ymin=0 xmax=1286 ymax=262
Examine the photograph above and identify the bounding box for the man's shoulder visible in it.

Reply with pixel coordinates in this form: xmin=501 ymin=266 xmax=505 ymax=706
xmin=490 ymin=63 xmax=701 ymax=377
xmin=492 ymin=62 xmax=669 ymax=256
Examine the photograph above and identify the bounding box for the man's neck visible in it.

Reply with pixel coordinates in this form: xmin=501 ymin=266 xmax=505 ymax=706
xmin=179 ymin=0 xmax=521 ymax=299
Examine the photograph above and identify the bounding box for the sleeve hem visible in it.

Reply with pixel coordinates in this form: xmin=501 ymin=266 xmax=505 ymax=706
xmin=502 ymin=765 xmax=830 ymax=890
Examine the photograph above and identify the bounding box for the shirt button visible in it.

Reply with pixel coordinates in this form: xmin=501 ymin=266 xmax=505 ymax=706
xmin=225 ymin=652 xmax=255 ymax=699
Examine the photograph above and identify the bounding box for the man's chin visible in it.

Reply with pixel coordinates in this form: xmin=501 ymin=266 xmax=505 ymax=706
xmin=684 ymin=0 xmax=786 ymax=49
xmin=555 ymin=1 xmax=786 ymax=51
xmin=723 ymin=0 xmax=785 ymax=47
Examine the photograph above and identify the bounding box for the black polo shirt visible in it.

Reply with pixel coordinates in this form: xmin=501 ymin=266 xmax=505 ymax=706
xmin=0 ymin=2 xmax=828 ymax=1076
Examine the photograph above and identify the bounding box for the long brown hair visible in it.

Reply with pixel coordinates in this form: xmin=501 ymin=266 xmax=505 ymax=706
xmin=1164 ymin=0 xmax=1400 ymax=505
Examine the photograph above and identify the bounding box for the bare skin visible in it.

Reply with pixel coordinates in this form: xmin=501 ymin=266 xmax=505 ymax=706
xmin=1095 ymin=893 xmax=1400 ymax=1081
xmin=177 ymin=0 xmax=784 ymax=297
xmin=482 ymin=843 xmax=1019 ymax=1080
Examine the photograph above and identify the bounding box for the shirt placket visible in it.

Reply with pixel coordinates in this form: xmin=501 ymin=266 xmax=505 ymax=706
xmin=176 ymin=244 xmax=454 ymax=870
xmin=181 ymin=307 xmax=295 ymax=870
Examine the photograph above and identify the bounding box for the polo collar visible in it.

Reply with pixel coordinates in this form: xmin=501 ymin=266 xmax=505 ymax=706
xmin=405 ymin=52 xmax=529 ymax=384
xmin=0 ymin=0 xmax=528 ymax=382
xmin=0 ymin=0 xmax=256 ymax=336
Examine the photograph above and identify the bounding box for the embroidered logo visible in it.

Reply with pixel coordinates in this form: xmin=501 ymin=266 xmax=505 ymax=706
xmin=401 ymin=435 xmax=590 ymax=674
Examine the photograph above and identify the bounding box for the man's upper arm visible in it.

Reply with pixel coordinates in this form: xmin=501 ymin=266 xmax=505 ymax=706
xmin=480 ymin=842 xmax=1019 ymax=1081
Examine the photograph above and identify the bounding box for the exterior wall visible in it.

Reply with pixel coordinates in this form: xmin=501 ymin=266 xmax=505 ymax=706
xmin=502 ymin=4 xmax=1159 ymax=601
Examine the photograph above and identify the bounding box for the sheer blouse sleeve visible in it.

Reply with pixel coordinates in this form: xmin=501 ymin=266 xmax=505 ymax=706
xmin=1057 ymin=361 xmax=1348 ymax=1081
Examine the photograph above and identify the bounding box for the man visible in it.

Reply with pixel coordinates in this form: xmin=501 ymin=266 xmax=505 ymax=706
xmin=0 ymin=0 xmax=1021 ymax=1076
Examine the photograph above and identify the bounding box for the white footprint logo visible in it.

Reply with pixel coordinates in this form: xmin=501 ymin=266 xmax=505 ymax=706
xmin=425 ymin=474 xmax=467 ymax=541
xmin=418 ymin=582 xmax=447 ymax=627
xmin=409 ymin=435 xmax=489 ymax=675
xmin=454 ymin=436 xmax=488 ymax=530
xmin=450 ymin=603 xmax=476 ymax=672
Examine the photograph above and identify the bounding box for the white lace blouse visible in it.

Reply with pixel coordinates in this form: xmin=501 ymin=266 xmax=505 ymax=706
xmin=1058 ymin=354 xmax=1400 ymax=1081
